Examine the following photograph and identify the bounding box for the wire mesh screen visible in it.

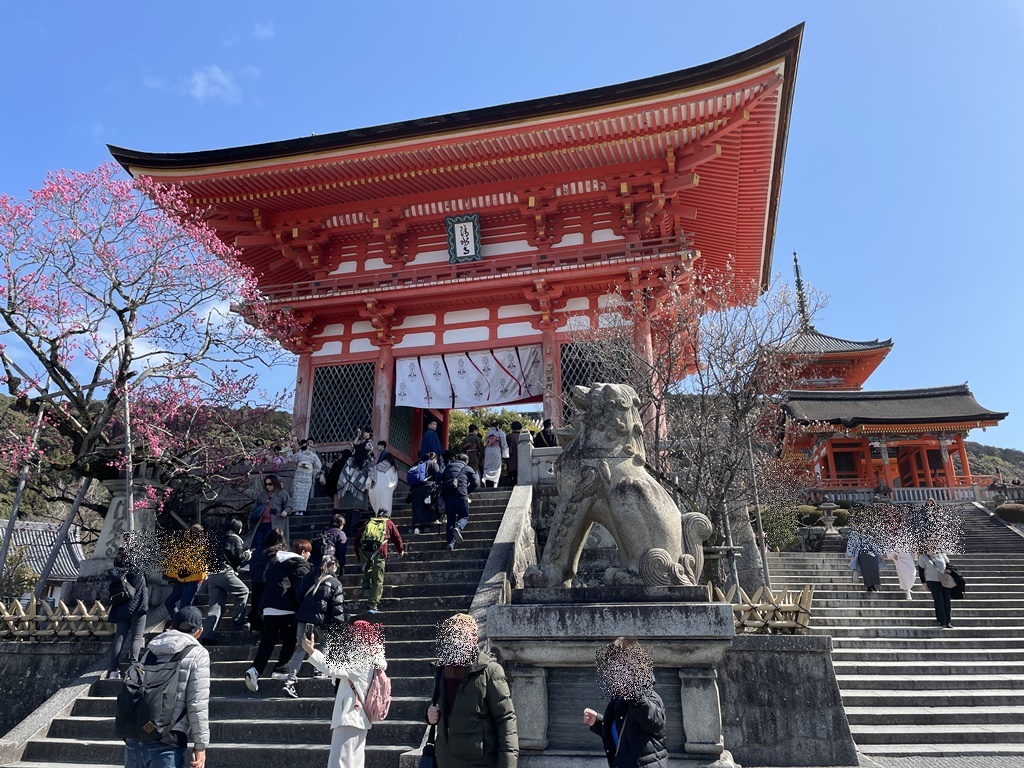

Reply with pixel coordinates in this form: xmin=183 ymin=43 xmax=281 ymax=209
xmin=308 ymin=362 xmax=375 ymax=444
xmin=390 ymin=404 xmax=414 ymax=458
xmin=559 ymin=341 xmax=624 ymax=422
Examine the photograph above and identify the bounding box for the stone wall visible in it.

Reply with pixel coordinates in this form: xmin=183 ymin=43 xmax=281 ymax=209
xmin=718 ymin=634 xmax=858 ymax=767
xmin=0 ymin=641 xmax=106 ymax=738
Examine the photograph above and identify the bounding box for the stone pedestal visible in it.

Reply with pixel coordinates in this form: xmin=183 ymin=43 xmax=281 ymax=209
xmin=487 ymin=593 xmax=735 ymax=765
xmin=64 ymin=478 xmax=159 ymax=606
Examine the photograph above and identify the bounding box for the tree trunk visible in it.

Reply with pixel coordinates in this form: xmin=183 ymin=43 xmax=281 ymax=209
xmin=0 ymin=400 xmax=48 ymax=585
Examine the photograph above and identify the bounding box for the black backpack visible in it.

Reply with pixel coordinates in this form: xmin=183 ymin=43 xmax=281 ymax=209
xmin=115 ymin=647 xmax=193 ymax=743
xmin=440 ymin=463 xmax=466 ymax=496
xmin=109 ymin=572 xmax=137 ymax=608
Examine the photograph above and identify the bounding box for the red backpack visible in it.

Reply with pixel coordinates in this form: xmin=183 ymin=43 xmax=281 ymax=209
xmin=350 ymin=668 xmax=392 ymax=723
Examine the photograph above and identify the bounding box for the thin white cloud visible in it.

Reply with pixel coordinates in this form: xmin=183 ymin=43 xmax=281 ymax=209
xmin=142 ymin=74 xmax=167 ymax=90
xmin=253 ymin=22 xmax=275 ymax=40
xmin=187 ymin=66 xmax=242 ymax=105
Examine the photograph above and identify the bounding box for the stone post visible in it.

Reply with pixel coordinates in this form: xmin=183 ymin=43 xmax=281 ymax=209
xmin=509 ymin=665 xmax=548 ymax=749
xmin=516 ymin=430 xmax=533 ymax=486
xmin=679 ymin=666 xmax=725 ymax=757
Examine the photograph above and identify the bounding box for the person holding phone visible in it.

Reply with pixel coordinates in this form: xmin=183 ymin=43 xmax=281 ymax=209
xmin=282 ymin=555 xmax=345 ymax=698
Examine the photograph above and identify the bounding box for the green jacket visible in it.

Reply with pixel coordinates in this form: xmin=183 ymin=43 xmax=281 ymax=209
xmin=430 ymin=652 xmax=518 ymax=768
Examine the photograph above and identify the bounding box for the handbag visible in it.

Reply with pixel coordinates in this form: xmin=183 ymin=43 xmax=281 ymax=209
xmin=938 ymin=570 xmax=957 ymax=589
xmin=418 ymin=725 xmax=437 ymax=768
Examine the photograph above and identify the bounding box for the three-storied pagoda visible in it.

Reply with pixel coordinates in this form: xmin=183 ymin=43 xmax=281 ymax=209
xmin=110 ymin=27 xmax=803 ymax=467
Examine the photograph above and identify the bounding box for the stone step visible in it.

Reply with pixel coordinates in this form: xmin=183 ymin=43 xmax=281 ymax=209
xmin=849 ymin=723 xmax=1024 ymax=745
xmin=47 ymin=715 xmax=425 ymax=744
xmin=842 ymin=690 xmax=1024 ymax=708
xmin=832 ymin=637 xmax=1024 ymax=649
xmin=835 ymin=674 xmax=1024 ymax=691
xmin=810 ymin=598 xmax=1024 ymax=609
xmin=833 ymin=648 xmax=1024 ymax=662
xmin=213 ymin=657 xmax=437 ymax=678
xmin=204 ymin=639 xmax=440 ymax=662
xmin=72 ymin=694 xmax=429 ymax=720
xmin=845 ymin=705 xmax=1024 ymax=726
xmin=856 ymin=743 xmax=1024 ymax=757
xmin=813 ymin=626 xmax=1024 ymax=638
xmin=812 ymin=607 xmax=1023 ymax=618
xmin=22 ymin=739 xmax=412 ymax=768
xmin=808 ymin=616 xmax=1024 ymax=627
xmin=833 ymin=660 xmax=1024 ymax=675
xmin=92 ymin=673 xmax=435 ymax=699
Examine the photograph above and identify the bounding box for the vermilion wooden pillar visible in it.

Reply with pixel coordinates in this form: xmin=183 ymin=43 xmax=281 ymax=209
xmin=956 ymin=435 xmax=972 ymax=478
xmin=293 ymin=353 xmax=314 ymax=439
xmin=540 ymin=323 xmax=563 ymax=427
xmin=373 ymin=343 xmax=395 ymax=443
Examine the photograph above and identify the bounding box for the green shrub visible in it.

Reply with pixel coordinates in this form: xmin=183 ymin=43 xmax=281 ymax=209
xmin=837 ymin=500 xmax=852 ymax=510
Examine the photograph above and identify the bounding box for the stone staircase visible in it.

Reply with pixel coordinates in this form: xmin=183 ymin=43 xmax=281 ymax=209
xmin=771 ymin=503 xmax=1024 ymax=759
xmin=8 ymin=488 xmax=512 ymax=768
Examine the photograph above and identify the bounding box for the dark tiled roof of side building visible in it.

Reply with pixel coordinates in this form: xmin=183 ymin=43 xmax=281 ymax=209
xmin=783 ymin=384 xmax=1009 ymax=428
xmin=785 ymin=327 xmax=893 ymax=355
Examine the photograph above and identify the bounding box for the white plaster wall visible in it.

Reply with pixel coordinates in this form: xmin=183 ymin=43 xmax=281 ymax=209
xmin=316 ymin=323 xmax=346 ymax=337
xmin=565 ymin=297 xmax=590 ymax=311
xmin=497 ymin=322 xmax=542 ymax=339
xmin=481 ymin=239 xmax=533 ymax=257
xmin=443 ymin=327 xmax=489 ymax=344
xmin=396 ymin=314 xmax=437 ymax=329
xmin=364 ymin=258 xmax=389 ymax=271
xmin=566 ymin=315 xmax=591 ymax=331
xmin=351 ymin=321 xmax=374 ymax=334
xmin=497 ymin=303 xmax=535 ymax=319
xmin=558 ymin=232 xmax=585 ymax=247
xmin=350 ymin=338 xmax=376 ymax=353
xmin=330 ymin=261 xmax=357 ymax=275
xmin=394 ymin=332 xmax=437 ymax=349
xmin=408 ymin=249 xmax=449 ymax=266
xmin=444 ymin=308 xmax=490 ymax=325
xmin=312 ymin=341 xmax=343 ymax=357
xmin=592 ymin=228 xmax=624 ymax=243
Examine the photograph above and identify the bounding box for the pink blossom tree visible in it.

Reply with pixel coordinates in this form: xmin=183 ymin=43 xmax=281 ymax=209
xmin=0 ymin=164 xmax=298 ymax=595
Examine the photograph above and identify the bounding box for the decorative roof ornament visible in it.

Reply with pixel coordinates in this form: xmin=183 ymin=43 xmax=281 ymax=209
xmin=793 ymin=250 xmax=812 ymax=333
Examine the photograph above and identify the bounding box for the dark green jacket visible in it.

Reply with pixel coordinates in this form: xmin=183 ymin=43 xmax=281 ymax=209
xmin=429 ymin=652 xmax=518 ymax=768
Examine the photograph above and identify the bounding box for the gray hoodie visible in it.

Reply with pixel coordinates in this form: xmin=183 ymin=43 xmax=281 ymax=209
xmin=145 ymin=630 xmax=211 ymax=750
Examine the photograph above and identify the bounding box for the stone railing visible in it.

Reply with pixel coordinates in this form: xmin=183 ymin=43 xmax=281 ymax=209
xmin=709 ymin=584 xmax=814 ymax=635
xmin=805 ymin=484 xmax=986 ymax=505
xmin=0 ymin=598 xmax=113 ymax=640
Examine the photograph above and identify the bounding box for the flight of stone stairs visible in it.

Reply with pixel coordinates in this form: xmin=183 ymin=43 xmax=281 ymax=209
xmin=771 ymin=503 xmax=1024 ymax=759
xmin=8 ymin=488 xmax=512 ymax=768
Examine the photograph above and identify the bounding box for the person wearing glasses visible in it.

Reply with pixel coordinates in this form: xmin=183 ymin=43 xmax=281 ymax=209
xmin=247 ymin=473 xmax=294 ymax=549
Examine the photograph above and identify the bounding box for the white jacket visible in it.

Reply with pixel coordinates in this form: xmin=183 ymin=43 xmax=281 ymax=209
xmin=308 ymin=649 xmax=384 ymax=731
xmin=918 ymin=552 xmax=950 ymax=583
xmin=145 ymin=630 xmax=211 ymax=750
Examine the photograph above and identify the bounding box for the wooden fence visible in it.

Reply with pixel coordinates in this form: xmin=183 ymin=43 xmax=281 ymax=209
xmin=0 ymin=597 xmax=113 ymax=640
xmin=710 ymin=584 xmax=814 ymax=635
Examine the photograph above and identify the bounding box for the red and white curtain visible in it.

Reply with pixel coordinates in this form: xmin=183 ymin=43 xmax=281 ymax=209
xmin=395 ymin=345 xmax=543 ymax=409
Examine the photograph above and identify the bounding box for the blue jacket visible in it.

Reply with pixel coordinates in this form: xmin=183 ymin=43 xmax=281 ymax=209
xmin=419 ymin=428 xmax=445 ymax=460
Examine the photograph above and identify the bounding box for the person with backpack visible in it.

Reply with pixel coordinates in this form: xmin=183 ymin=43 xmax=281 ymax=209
xmin=243 ymin=539 xmax=313 ymax=693
xmin=440 ymin=453 xmax=479 ymax=552
xmin=117 ymin=606 xmax=210 ymax=768
xmin=583 ymin=637 xmax=668 ymax=768
xmin=532 ymin=418 xmax=558 ymax=448
xmin=246 ymin=528 xmax=286 ymax=633
xmin=426 ymin=613 xmax=518 ymax=768
xmin=313 ymin=513 xmax=348 ymax=571
xmin=106 ymin=547 xmax=148 ymax=680
xmin=301 ymin=619 xmax=388 ymax=768
xmin=482 ymin=422 xmax=508 ymax=487
xmin=200 ymin=519 xmax=251 ymax=645
xmin=282 ymin=555 xmax=346 ymax=698
xmin=409 ymin=451 xmax=441 ymax=535
xmin=354 ymin=508 xmax=405 ymax=615
xmin=461 ymin=424 xmax=485 ymax=476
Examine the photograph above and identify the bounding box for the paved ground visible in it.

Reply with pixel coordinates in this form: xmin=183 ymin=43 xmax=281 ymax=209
xmin=862 ymin=758 xmax=1024 ymax=768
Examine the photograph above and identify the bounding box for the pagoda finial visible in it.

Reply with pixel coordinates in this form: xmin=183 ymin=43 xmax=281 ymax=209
xmin=793 ymin=251 xmax=812 ymax=332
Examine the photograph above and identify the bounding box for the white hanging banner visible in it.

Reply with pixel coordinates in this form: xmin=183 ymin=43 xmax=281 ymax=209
xmin=394 ymin=345 xmax=543 ymax=409
xmin=395 ymin=355 xmax=452 ymax=409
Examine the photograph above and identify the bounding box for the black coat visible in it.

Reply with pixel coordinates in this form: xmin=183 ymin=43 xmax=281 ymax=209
xmin=259 ymin=552 xmax=312 ymax=613
xmin=220 ymin=532 xmax=248 ymax=572
xmin=106 ymin=567 xmax=148 ymax=623
xmin=248 ymin=545 xmax=278 ymax=584
xmin=590 ymin=694 xmax=669 ymax=768
xmin=295 ymin=573 xmax=345 ymax=627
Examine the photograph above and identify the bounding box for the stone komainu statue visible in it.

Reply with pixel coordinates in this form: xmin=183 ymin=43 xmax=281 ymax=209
xmin=525 ymin=383 xmax=713 ymax=588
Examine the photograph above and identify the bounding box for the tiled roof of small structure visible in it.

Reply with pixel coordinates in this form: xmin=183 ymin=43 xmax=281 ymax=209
xmin=2 ymin=520 xmax=85 ymax=582
xmin=783 ymin=385 xmax=1009 ymax=428
xmin=786 ymin=328 xmax=893 ymax=355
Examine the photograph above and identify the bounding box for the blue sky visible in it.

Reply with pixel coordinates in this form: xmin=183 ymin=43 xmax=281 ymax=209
xmin=3 ymin=2 xmax=1022 ymax=450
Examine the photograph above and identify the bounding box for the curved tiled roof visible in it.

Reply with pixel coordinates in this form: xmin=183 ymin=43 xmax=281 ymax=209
xmin=786 ymin=328 xmax=893 ymax=355
xmin=3 ymin=520 xmax=85 ymax=582
xmin=783 ymin=385 xmax=1009 ymax=428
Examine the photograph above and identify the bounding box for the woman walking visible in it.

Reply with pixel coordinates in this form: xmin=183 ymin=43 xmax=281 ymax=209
xmin=244 ymin=539 xmax=313 ymax=692
xmin=289 ymin=440 xmax=323 ymax=516
xmin=919 ymin=549 xmax=955 ymax=628
xmin=886 ymin=548 xmax=919 ymax=600
xmin=247 ymin=473 xmax=293 ymax=549
xmin=162 ymin=524 xmax=209 ymax=623
xmin=302 ymin=620 xmax=387 ymax=768
xmin=367 ymin=442 xmax=399 ymax=517
xmin=105 ymin=547 xmax=148 ymax=679
xmin=247 ymin=528 xmax=285 ymax=633
xmin=337 ymin=428 xmax=375 ymax=533
xmin=283 ymin=555 xmax=345 ymax=698
xmin=482 ymin=421 xmax=508 ymax=488
xmin=847 ymin=531 xmax=882 ymax=593
xmin=410 ymin=452 xmax=441 ymax=535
